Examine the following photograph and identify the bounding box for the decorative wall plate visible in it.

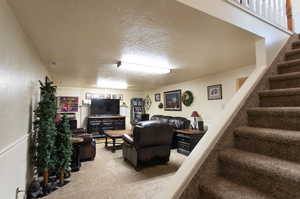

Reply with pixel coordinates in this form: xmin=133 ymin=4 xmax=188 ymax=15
xmin=182 ymin=90 xmax=194 ymax=106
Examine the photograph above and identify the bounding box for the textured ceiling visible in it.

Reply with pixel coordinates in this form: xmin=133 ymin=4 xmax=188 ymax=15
xmin=8 ymin=0 xmax=257 ymax=90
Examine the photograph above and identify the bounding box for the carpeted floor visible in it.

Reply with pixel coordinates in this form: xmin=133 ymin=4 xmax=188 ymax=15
xmin=44 ymin=144 xmax=186 ymax=199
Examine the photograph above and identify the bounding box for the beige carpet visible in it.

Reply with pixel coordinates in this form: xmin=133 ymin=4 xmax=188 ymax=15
xmin=44 ymin=144 xmax=186 ymax=199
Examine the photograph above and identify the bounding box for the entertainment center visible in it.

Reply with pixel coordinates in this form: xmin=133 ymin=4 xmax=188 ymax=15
xmin=87 ymin=99 xmax=126 ymax=138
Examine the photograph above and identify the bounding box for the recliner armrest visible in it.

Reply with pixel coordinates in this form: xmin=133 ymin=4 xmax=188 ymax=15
xmin=123 ymin=134 xmax=134 ymax=145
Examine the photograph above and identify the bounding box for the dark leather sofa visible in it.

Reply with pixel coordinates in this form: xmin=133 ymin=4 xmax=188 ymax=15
xmin=150 ymin=115 xmax=190 ymax=129
xmin=150 ymin=115 xmax=191 ymax=148
xmin=122 ymin=120 xmax=173 ymax=170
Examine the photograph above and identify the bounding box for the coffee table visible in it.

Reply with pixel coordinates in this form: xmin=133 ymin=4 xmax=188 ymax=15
xmin=104 ymin=129 xmax=133 ymax=152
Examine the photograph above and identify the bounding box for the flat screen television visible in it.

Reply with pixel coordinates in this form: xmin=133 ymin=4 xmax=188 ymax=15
xmin=91 ymin=99 xmax=120 ymax=115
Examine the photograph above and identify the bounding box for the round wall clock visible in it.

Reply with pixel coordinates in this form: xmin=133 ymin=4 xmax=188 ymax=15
xmin=182 ymin=90 xmax=194 ymax=106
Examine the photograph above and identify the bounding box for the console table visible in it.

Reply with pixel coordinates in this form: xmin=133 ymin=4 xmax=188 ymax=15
xmin=87 ymin=116 xmax=126 ymax=138
xmin=175 ymin=129 xmax=205 ymax=155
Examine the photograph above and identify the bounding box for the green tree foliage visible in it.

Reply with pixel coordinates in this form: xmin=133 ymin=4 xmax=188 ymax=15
xmin=33 ymin=77 xmax=57 ymax=173
xmin=55 ymin=114 xmax=72 ymax=170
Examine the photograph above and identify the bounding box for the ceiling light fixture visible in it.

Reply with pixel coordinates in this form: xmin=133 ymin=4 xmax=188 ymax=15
xmin=97 ymin=79 xmax=128 ymax=89
xmin=117 ymin=61 xmax=171 ymax=74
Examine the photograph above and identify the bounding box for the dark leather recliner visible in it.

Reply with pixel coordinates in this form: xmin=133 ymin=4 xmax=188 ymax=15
xmin=150 ymin=115 xmax=190 ymax=148
xmin=122 ymin=120 xmax=173 ymax=170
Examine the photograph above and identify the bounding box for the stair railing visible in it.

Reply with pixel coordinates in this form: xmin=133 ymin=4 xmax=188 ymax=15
xmin=227 ymin=0 xmax=288 ymax=30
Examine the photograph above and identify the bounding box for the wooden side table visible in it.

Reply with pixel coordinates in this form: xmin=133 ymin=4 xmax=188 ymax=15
xmin=71 ymin=137 xmax=84 ymax=172
xmin=175 ymin=129 xmax=205 ymax=155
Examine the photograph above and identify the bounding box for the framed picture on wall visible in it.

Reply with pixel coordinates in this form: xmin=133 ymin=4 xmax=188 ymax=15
xmin=112 ymin=94 xmax=118 ymax=99
xmin=58 ymin=96 xmax=79 ymax=113
xmin=207 ymin=84 xmax=222 ymax=100
xmin=164 ymin=90 xmax=182 ymax=111
xmin=154 ymin=93 xmax=161 ymax=102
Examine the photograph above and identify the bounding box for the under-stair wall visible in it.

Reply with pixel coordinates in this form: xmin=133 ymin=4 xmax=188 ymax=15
xmin=179 ymin=34 xmax=299 ymax=198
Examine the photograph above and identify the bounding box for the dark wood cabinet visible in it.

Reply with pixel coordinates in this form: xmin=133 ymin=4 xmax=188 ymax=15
xmin=175 ymin=129 xmax=205 ymax=155
xmin=87 ymin=116 xmax=126 ymax=138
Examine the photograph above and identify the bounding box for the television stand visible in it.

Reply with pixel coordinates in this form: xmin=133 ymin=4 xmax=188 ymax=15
xmin=87 ymin=115 xmax=126 ymax=138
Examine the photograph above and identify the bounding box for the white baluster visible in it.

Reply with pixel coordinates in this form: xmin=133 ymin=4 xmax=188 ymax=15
xmin=274 ymin=0 xmax=278 ymax=24
xmin=242 ymin=0 xmax=249 ymax=7
xmin=256 ymin=0 xmax=262 ymax=16
xmin=234 ymin=0 xmax=242 ymax=5
xmin=249 ymin=0 xmax=257 ymax=12
xmin=275 ymin=0 xmax=281 ymax=26
xmin=262 ymin=0 xmax=265 ymax=17
xmin=269 ymin=0 xmax=275 ymax=23
xmin=261 ymin=0 xmax=267 ymax=18
xmin=278 ymin=0 xmax=283 ymax=26
xmin=282 ymin=0 xmax=288 ymax=28
xmin=266 ymin=0 xmax=271 ymax=21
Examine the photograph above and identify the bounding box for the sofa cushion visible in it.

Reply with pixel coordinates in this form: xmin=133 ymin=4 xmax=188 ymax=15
xmin=150 ymin=115 xmax=190 ymax=130
xmin=151 ymin=115 xmax=164 ymax=121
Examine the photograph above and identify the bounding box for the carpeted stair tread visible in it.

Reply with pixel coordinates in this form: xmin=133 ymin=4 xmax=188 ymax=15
xmin=219 ymin=149 xmax=300 ymax=184
xmin=285 ymin=48 xmax=300 ymax=60
xmin=269 ymin=71 xmax=300 ymax=81
xmin=247 ymin=107 xmax=300 ymax=131
xmin=199 ymin=176 xmax=274 ymax=199
xmin=278 ymin=58 xmax=300 ymax=68
xmin=286 ymin=48 xmax=300 ymax=56
xmin=259 ymin=87 xmax=300 ymax=96
xmin=235 ymin=126 xmax=300 ymax=146
xmin=292 ymin=40 xmax=300 ymax=49
xmin=259 ymin=88 xmax=300 ymax=107
xmin=269 ymin=71 xmax=300 ymax=89
xmin=247 ymin=106 xmax=300 ymax=115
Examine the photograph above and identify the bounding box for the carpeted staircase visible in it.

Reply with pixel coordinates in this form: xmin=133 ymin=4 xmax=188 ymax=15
xmin=198 ymin=35 xmax=300 ymax=199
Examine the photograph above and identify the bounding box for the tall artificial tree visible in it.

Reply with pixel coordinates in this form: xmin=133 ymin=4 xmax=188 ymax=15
xmin=55 ymin=114 xmax=72 ymax=185
xmin=33 ymin=77 xmax=57 ymax=186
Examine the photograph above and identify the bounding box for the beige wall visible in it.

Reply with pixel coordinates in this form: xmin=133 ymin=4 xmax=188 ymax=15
xmin=0 ymin=0 xmax=49 ymax=198
xmin=56 ymin=87 xmax=144 ymax=129
xmin=177 ymin=0 xmax=290 ymax=67
xmin=146 ymin=66 xmax=254 ymax=127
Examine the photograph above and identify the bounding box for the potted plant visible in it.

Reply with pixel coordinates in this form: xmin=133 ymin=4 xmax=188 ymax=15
xmin=33 ymin=77 xmax=57 ymax=188
xmin=55 ymin=114 xmax=72 ymax=186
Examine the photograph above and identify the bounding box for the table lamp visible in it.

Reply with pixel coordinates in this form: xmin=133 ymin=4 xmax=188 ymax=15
xmin=191 ymin=111 xmax=200 ymax=130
